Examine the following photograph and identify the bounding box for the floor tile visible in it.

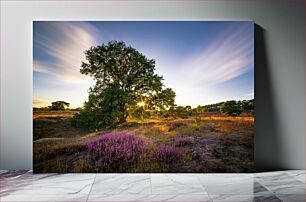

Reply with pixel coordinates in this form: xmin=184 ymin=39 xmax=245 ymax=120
xmin=0 ymin=172 xmax=53 ymax=196
xmin=286 ymin=170 xmax=306 ymax=183
xmin=253 ymin=194 xmax=282 ymax=202
xmin=1 ymin=170 xmax=306 ymax=202
xmin=210 ymin=194 xmax=281 ymax=202
xmin=255 ymin=171 xmax=295 ymax=180
xmin=88 ymin=194 xmax=211 ymax=202
xmin=275 ymin=194 xmax=306 ymax=202
xmin=144 ymin=194 xmax=211 ymax=202
xmin=150 ymin=174 xmax=207 ymax=195
xmin=253 ymin=181 xmax=273 ymax=195
xmin=2 ymin=173 xmax=96 ymax=195
xmin=0 ymin=170 xmax=8 ymax=174
xmin=0 ymin=194 xmax=88 ymax=202
xmin=255 ymin=172 xmax=305 ymax=195
xmin=210 ymin=194 xmax=253 ymax=201
xmin=90 ymin=174 xmax=151 ymax=195
xmin=198 ymin=174 xmax=254 ymax=195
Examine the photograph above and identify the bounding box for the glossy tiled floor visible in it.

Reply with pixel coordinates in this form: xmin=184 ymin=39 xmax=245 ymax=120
xmin=0 ymin=170 xmax=305 ymax=202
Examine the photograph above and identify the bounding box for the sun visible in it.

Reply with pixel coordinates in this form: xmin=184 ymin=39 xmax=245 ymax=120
xmin=137 ymin=101 xmax=145 ymax=107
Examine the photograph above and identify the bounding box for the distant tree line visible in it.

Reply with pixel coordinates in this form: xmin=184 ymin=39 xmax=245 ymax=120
xmin=194 ymin=99 xmax=254 ymax=116
xmin=33 ymin=98 xmax=254 ymax=118
xmin=33 ymin=101 xmax=72 ymax=111
xmin=149 ymin=99 xmax=254 ymax=118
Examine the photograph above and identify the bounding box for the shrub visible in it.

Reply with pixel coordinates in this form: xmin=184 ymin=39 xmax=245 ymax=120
xmin=127 ymin=107 xmax=151 ymax=121
xmin=192 ymin=117 xmax=203 ymax=125
xmin=173 ymin=136 xmax=195 ymax=147
xmin=152 ymin=145 xmax=181 ymax=163
xmin=220 ymin=100 xmax=242 ymax=116
xmin=74 ymin=157 xmax=93 ymax=173
xmin=174 ymin=106 xmax=191 ymax=118
xmin=168 ymin=121 xmax=187 ymax=131
xmin=35 ymin=141 xmax=88 ymax=162
xmin=70 ymin=86 xmax=130 ymax=131
xmin=87 ymin=133 xmax=145 ymax=171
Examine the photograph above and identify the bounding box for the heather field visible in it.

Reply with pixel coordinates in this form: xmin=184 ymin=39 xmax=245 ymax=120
xmin=33 ymin=111 xmax=254 ymax=173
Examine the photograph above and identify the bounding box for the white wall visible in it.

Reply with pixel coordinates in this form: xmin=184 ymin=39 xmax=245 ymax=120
xmin=1 ymin=0 xmax=304 ymax=170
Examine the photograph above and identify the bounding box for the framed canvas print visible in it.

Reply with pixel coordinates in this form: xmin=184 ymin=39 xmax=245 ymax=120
xmin=33 ymin=21 xmax=254 ymax=173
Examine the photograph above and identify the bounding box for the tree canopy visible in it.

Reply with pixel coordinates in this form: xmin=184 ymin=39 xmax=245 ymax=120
xmin=72 ymin=41 xmax=176 ymax=130
xmin=220 ymin=100 xmax=242 ymax=116
xmin=48 ymin=101 xmax=70 ymax=110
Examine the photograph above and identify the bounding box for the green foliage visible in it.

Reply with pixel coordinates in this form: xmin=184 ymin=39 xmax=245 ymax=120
xmin=155 ymin=110 xmax=170 ymax=118
xmin=239 ymin=99 xmax=254 ymax=115
xmin=240 ymin=99 xmax=254 ymax=114
xmin=193 ymin=99 xmax=254 ymax=114
xmin=148 ymin=88 xmax=176 ymax=111
xmin=240 ymin=99 xmax=254 ymax=110
xmin=71 ymin=85 xmax=129 ymax=130
xmin=185 ymin=105 xmax=192 ymax=111
xmin=48 ymin=101 xmax=70 ymax=111
xmin=195 ymin=105 xmax=205 ymax=113
xmin=132 ymin=87 xmax=176 ymax=120
xmin=128 ymin=107 xmax=151 ymax=120
xmin=203 ymin=102 xmax=224 ymax=112
xmin=72 ymin=41 xmax=175 ymax=129
xmin=220 ymin=100 xmax=242 ymax=116
xmin=33 ymin=107 xmax=50 ymax=111
xmin=192 ymin=117 xmax=203 ymax=125
xmin=173 ymin=106 xmax=192 ymax=118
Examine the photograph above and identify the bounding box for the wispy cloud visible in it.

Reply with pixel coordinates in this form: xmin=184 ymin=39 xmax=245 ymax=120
xmin=178 ymin=24 xmax=253 ymax=87
xmin=33 ymin=22 xmax=100 ymax=83
xmin=245 ymin=92 xmax=254 ymax=99
xmin=162 ymin=23 xmax=254 ymax=106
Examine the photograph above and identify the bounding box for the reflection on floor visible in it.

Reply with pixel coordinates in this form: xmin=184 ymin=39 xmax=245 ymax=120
xmin=0 ymin=170 xmax=305 ymax=201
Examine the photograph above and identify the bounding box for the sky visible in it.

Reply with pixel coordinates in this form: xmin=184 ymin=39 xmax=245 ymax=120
xmin=33 ymin=21 xmax=254 ymax=108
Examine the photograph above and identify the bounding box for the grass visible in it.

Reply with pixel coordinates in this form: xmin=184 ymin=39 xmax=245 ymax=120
xmin=33 ymin=111 xmax=89 ymax=141
xmin=33 ymin=111 xmax=254 ymax=173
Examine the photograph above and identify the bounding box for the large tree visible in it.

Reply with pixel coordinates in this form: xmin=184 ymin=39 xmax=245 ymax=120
xmin=73 ymin=41 xmax=175 ymax=129
xmin=49 ymin=101 xmax=70 ymax=110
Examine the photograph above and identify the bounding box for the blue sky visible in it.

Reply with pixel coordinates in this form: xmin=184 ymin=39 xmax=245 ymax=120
xmin=33 ymin=21 xmax=254 ymax=108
